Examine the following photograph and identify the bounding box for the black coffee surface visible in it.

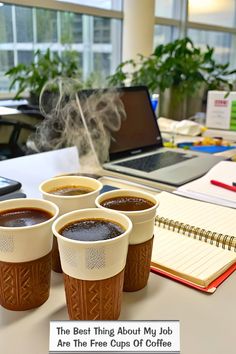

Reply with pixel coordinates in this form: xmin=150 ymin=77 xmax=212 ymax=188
xmin=48 ymin=185 xmax=94 ymax=196
xmin=60 ymin=218 xmax=125 ymax=241
xmin=101 ymin=196 xmax=155 ymax=211
xmin=0 ymin=208 xmax=53 ymax=227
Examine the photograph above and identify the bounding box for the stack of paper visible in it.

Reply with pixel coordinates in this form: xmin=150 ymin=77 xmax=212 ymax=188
xmin=175 ymin=161 xmax=236 ymax=208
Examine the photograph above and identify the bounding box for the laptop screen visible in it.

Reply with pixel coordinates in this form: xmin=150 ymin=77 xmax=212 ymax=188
xmin=108 ymin=86 xmax=163 ymax=160
xmin=78 ymin=86 xmax=163 ymax=161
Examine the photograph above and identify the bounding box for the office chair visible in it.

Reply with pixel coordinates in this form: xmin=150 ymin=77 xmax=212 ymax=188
xmin=0 ymin=118 xmax=36 ymax=160
xmin=17 ymin=104 xmax=44 ymax=120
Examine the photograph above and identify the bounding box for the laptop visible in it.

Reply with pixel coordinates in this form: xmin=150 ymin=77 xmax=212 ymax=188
xmin=80 ymin=86 xmax=225 ymax=186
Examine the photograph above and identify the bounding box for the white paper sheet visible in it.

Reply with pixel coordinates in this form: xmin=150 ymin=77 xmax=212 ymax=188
xmin=0 ymin=147 xmax=80 ymax=198
xmin=175 ymin=161 xmax=236 ymax=208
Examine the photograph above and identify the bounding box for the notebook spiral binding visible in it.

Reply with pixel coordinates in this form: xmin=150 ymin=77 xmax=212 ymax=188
xmin=155 ymin=216 xmax=236 ymax=252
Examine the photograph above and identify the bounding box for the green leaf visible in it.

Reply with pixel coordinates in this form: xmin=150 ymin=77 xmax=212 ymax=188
xmin=108 ymin=36 xmax=236 ymax=103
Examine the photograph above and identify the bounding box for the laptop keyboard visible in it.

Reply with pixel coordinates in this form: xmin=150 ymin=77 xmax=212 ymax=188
xmin=114 ymin=151 xmax=195 ymax=173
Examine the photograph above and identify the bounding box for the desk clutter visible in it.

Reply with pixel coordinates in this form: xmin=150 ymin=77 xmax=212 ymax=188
xmin=177 ymin=136 xmax=236 ymax=154
xmin=159 ymin=117 xmax=236 ymax=160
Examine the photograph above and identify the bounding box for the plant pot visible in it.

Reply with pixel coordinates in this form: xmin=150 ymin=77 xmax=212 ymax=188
xmin=159 ymin=85 xmax=206 ymax=121
xmin=28 ymin=92 xmax=40 ymax=107
xmin=159 ymin=88 xmax=187 ymax=121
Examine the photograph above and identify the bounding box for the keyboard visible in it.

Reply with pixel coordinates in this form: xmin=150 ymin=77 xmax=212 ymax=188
xmin=114 ymin=151 xmax=195 ymax=173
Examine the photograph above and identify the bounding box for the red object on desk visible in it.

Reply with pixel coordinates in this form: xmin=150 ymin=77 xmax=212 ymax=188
xmin=151 ymin=262 xmax=236 ymax=294
xmin=210 ymin=180 xmax=236 ymax=192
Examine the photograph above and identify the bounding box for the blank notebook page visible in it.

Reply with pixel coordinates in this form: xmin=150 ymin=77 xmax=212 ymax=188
xmin=155 ymin=192 xmax=236 ymax=236
xmin=152 ymin=228 xmax=236 ymax=286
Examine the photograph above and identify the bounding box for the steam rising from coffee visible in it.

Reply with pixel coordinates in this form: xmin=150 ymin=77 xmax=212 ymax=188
xmin=29 ymin=78 xmax=126 ymax=172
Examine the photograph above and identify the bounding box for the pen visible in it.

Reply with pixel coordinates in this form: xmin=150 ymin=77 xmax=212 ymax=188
xmin=233 ymin=182 xmax=236 ymax=187
xmin=210 ymin=180 xmax=236 ymax=192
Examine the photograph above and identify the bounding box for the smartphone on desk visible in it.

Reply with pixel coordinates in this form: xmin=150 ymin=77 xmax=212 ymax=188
xmin=0 ymin=176 xmax=22 ymax=196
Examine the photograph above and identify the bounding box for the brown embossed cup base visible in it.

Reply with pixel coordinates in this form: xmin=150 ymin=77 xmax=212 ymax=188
xmin=52 ymin=236 xmax=62 ymax=273
xmin=123 ymin=236 xmax=154 ymax=292
xmin=0 ymin=252 xmax=51 ymax=311
xmin=63 ymin=269 xmax=124 ymax=320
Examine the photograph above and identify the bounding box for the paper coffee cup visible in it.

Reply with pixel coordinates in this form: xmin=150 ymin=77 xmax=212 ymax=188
xmin=96 ymin=189 xmax=159 ymax=291
xmin=96 ymin=189 xmax=158 ymax=245
xmin=39 ymin=176 xmax=103 ymax=214
xmin=52 ymin=208 xmax=132 ymax=320
xmin=0 ymin=198 xmax=59 ymax=310
xmin=0 ymin=198 xmax=59 ymax=262
xmin=40 ymin=176 xmax=103 ymax=272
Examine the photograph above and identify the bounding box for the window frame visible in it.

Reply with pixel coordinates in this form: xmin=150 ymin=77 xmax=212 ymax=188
xmin=2 ymin=0 xmax=123 ymax=19
xmin=1 ymin=0 xmax=236 ymax=98
xmin=154 ymin=0 xmax=236 ymax=39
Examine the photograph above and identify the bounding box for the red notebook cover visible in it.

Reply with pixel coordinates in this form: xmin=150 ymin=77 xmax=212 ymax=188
xmin=151 ymin=262 xmax=236 ymax=293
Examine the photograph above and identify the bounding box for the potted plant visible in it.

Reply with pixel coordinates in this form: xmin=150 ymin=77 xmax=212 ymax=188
xmin=108 ymin=37 xmax=236 ymax=120
xmin=5 ymin=48 xmax=84 ymax=106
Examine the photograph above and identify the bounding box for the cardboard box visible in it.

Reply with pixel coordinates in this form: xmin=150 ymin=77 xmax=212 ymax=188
xmin=206 ymin=91 xmax=236 ymax=130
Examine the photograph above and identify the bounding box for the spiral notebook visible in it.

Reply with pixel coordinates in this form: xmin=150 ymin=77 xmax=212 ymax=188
xmin=152 ymin=192 xmax=236 ymax=293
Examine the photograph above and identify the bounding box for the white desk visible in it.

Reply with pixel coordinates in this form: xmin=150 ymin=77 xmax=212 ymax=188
xmin=2 ymin=270 xmax=236 ymax=354
xmin=0 ymin=148 xmax=235 ymax=354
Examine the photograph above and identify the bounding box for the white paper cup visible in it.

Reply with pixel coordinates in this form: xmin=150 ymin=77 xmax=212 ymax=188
xmin=52 ymin=208 xmax=132 ymax=320
xmin=53 ymin=208 xmax=132 ymax=280
xmin=96 ymin=189 xmax=159 ymax=291
xmin=0 ymin=198 xmax=59 ymax=262
xmin=96 ymin=189 xmax=158 ymax=245
xmin=39 ymin=176 xmax=103 ymax=214
xmin=40 ymin=176 xmax=103 ymax=272
xmin=0 ymin=198 xmax=59 ymax=310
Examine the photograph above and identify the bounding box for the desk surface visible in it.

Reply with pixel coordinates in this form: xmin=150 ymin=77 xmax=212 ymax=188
xmin=0 ymin=147 xmax=235 ymax=354
xmin=1 ymin=269 xmax=236 ymax=354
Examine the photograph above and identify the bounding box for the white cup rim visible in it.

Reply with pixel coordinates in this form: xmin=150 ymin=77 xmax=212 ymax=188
xmin=95 ymin=189 xmax=159 ymax=215
xmin=39 ymin=175 xmax=103 ymax=200
xmin=0 ymin=198 xmax=59 ymax=231
xmin=52 ymin=207 xmax=133 ymax=246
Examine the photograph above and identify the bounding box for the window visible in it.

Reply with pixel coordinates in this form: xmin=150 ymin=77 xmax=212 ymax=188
xmin=94 ymin=17 xmax=111 ymax=43
xmin=188 ymin=0 xmax=236 ymax=28
xmin=154 ymin=1 xmax=182 ymax=52
xmin=36 ymin=9 xmax=58 ymax=43
xmin=187 ymin=0 xmax=236 ymax=70
xmin=60 ymin=12 xmax=83 ymax=43
xmin=94 ymin=52 xmax=111 ymax=77
xmin=155 ymin=0 xmax=181 ymax=19
xmin=15 ymin=7 xmax=33 ymax=43
xmin=154 ymin=0 xmax=236 ymax=70
xmin=0 ymin=51 xmax=14 ymax=92
xmin=188 ymin=29 xmax=233 ymax=65
xmin=55 ymin=0 xmax=122 ymax=11
xmin=154 ymin=25 xmax=179 ymax=47
xmin=17 ymin=51 xmax=34 ymax=65
xmin=0 ymin=51 xmax=14 ymax=72
xmin=0 ymin=2 xmax=122 ymax=94
xmin=0 ymin=5 xmax=13 ymax=43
